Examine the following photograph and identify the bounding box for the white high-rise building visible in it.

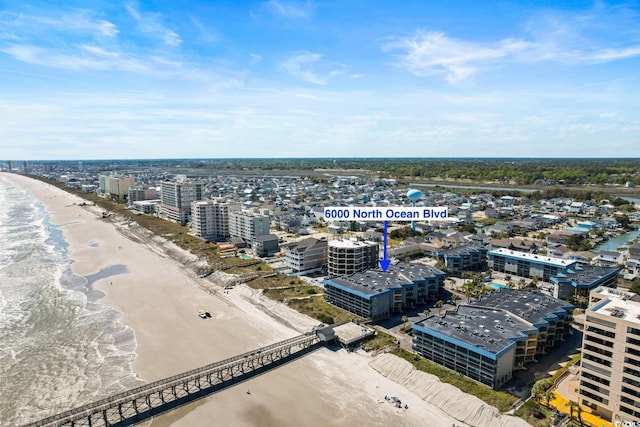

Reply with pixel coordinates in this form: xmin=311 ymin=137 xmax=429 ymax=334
xmin=578 ymin=287 xmax=640 ymax=425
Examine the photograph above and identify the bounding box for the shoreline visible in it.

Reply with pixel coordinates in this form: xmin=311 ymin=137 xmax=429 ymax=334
xmin=3 ymin=172 xmax=475 ymax=427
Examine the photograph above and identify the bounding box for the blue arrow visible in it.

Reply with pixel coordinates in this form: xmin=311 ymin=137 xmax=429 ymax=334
xmin=379 ymin=220 xmax=390 ymax=272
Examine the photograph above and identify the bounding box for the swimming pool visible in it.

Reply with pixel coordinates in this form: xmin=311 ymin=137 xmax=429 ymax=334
xmin=489 ymin=282 xmax=510 ymax=290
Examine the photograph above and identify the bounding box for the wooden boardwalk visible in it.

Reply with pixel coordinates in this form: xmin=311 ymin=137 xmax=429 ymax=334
xmin=24 ymin=332 xmax=321 ymax=427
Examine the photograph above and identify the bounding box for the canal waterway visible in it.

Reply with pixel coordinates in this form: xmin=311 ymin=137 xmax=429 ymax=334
xmin=593 ymin=228 xmax=640 ymax=253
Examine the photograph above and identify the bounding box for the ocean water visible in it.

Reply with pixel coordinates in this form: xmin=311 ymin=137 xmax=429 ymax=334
xmin=0 ymin=176 xmax=142 ymax=426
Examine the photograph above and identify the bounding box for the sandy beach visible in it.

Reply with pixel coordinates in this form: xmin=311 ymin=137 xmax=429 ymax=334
xmin=5 ymin=173 xmax=474 ymax=427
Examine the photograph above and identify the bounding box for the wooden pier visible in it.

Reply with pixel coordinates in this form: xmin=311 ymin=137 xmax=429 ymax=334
xmin=25 ymin=332 xmax=321 ymax=427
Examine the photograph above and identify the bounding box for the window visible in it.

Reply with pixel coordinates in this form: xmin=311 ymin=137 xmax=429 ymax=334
xmin=586 ymin=325 xmax=615 ymax=339
xmin=623 ymin=366 xmax=640 ymax=379
xmin=580 ymin=390 xmax=608 ymax=405
xmin=584 ymin=344 xmax=613 ymax=358
xmin=582 ymin=371 xmax=610 ymax=386
xmin=584 ymin=353 xmax=612 ymax=367
xmin=585 ymin=334 xmax=614 ymax=348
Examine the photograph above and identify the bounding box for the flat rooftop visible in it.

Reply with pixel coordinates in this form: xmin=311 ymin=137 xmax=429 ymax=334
xmin=590 ymin=287 xmax=640 ymax=324
xmin=414 ymin=305 xmax=530 ymax=355
xmin=324 ymin=262 xmax=444 ymax=297
xmin=438 ymin=244 xmax=485 ymax=257
xmin=333 ymin=322 xmax=375 ymax=345
xmin=326 ymin=270 xmax=412 ymax=296
xmin=554 ymin=264 xmax=619 ymax=287
xmin=328 ymin=239 xmax=378 ymax=249
xmin=475 ymin=288 xmax=573 ymax=326
xmin=387 ymin=262 xmax=445 ymax=280
xmin=489 ymin=247 xmax=575 ymax=268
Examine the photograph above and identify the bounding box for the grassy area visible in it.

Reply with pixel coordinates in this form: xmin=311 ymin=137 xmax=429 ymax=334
xmin=390 ymin=347 xmax=518 ymax=413
xmin=550 ymin=352 xmax=581 ymax=383
xmin=246 ymin=275 xmax=305 ymax=289
xmin=286 ymin=295 xmax=358 ymax=325
xmin=387 ymin=237 xmax=403 ymax=247
xmin=263 ymin=285 xmax=323 ymax=301
xmin=361 ymin=330 xmax=398 ymax=351
xmin=515 ymin=400 xmax=555 ymax=427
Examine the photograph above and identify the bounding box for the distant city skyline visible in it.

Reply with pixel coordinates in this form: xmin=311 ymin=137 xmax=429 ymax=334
xmin=1 ymin=0 xmax=639 ymax=160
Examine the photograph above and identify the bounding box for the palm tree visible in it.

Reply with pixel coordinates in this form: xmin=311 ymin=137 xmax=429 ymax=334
xmin=566 ymin=401 xmax=578 ymax=423
xmin=543 ymin=389 xmax=555 ymax=408
xmin=463 ymin=284 xmax=472 ymax=303
xmin=436 ymin=300 xmax=444 ymax=316
xmin=576 ymin=404 xmax=584 ymax=427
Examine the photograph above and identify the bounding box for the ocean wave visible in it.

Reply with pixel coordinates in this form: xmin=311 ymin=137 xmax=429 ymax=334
xmin=0 ymin=176 xmax=142 ymax=425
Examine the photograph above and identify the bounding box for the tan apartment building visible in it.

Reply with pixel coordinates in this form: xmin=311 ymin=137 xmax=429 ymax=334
xmin=191 ymin=198 xmax=235 ymax=241
xmin=98 ymin=173 xmax=136 ymax=202
xmin=578 ymin=287 xmax=640 ymax=425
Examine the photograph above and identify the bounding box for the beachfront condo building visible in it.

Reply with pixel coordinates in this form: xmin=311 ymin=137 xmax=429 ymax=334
xmin=159 ymin=180 xmax=203 ymax=225
xmin=191 ymin=198 xmax=235 ymax=241
xmin=488 ymin=248 xmax=619 ymax=300
xmin=323 ymin=262 xmax=446 ymax=321
xmin=284 ymin=237 xmax=328 ymax=275
xmin=229 ymin=208 xmax=270 ymax=247
xmin=474 ymin=288 xmax=574 ymax=365
xmin=327 ymin=239 xmax=379 ymax=277
xmin=578 ymin=287 xmax=640 ymax=425
xmin=98 ymin=173 xmax=136 ymax=202
xmin=413 ymin=305 xmax=529 ymax=388
xmin=412 ymin=288 xmax=574 ymax=389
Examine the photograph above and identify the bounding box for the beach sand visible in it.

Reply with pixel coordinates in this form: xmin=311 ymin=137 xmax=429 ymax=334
xmin=5 ymin=173 xmax=469 ymax=427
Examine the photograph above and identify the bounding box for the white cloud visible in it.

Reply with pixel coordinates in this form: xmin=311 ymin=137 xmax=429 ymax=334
xmin=0 ymin=43 xmax=243 ymax=84
xmin=281 ymin=52 xmax=325 ymax=84
xmin=383 ymin=31 xmax=529 ymax=83
xmin=385 ymin=4 xmax=640 ymax=82
xmin=249 ymin=53 xmax=263 ymax=65
xmin=281 ymin=52 xmax=347 ymax=85
xmin=0 ymin=9 xmax=118 ymax=39
xmin=189 ymin=16 xmax=219 ymax=44
xmin=262 ymin=0 xmax=312 ymax=19
xmin=125 ymin=2 xmax=181 ymax=47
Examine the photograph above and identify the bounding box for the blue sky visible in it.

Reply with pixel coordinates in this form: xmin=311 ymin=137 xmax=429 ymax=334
xmin=1 ymin=0 xmax=639 ymax=160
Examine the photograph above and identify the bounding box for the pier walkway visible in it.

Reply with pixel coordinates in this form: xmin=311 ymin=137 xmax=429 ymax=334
xmin=25 ymin=332 xmax=321 ymax=427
